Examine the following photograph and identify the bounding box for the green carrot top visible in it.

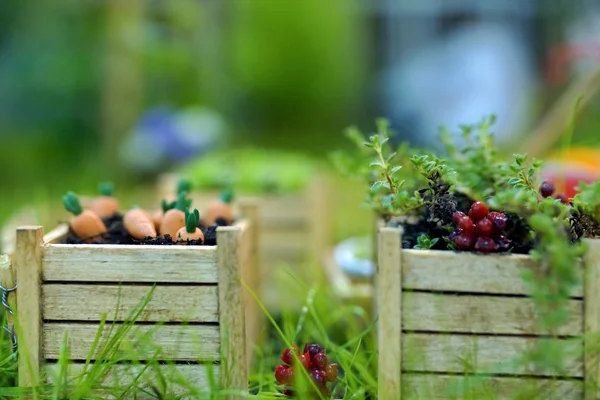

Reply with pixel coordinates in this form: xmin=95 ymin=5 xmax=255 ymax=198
xmin=174 ymin=191 xmax=192 ymax=211
xmin=99 ymin=182 xmax=114 ymax=197
xmin=177 ymin=179 xmax=192 ymax=195
xmin=184 ymin=208 xmax=200 ymax=233
xmin=63 ymin=191 xmax=83 ymax=216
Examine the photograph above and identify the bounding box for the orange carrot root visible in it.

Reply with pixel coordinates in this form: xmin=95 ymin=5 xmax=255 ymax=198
xmin=71 ymin=210 xmax=108 ymax=242
xmin=124 ymin=209 xmax=157 ymax=240
xmin=160 ymin=209 xmax=186 ymax=241
xmin=176 ymin=227 xmax=204 ymax=244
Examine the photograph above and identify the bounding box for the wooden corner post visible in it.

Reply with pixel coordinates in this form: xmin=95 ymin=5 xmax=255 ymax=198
xmin=14 ymin=226 xmax=44 ymax=388
xmin=217 ymin=224 xmax=248 ymax=399
xmin=377 ymin=227 xmax=402 ymax=400
xmin=584 ymin=238 xmax=600 ymax=400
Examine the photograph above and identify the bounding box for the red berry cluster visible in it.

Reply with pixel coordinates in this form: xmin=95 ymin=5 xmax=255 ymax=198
xmin=539 ymin=181 xmax=570 ymax=204
xmin=275 ymin=343 xmax=338 ymax=397
xmin=450 ymin=201 xmax=511 ymax=253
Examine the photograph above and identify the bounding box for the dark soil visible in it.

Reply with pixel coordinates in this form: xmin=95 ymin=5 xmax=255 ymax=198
xmin=64 ymin=213 xmax=231 ymax=246
xmin=387 ymin=188 xmax=533 ymax=254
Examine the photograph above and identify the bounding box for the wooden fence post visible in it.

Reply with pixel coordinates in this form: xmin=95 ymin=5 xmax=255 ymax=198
xmin=14 ymin=226 xmax=44 ymax=388
xmin=217 ymin=225 xmax=247 ymax=399
xmin=585 ymin=238 xmax=600 ymax=400
xmin=377 ymin=227 xmax=402 ymax=400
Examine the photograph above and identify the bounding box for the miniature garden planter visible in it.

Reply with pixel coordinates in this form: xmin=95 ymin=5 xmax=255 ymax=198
xmin=157 ymin=173 xmax=331 ymax=311
xmin=3 ymin=201 xmax=260 ymax=398
xmin=376 ymin=225 xmax=600 ymax=400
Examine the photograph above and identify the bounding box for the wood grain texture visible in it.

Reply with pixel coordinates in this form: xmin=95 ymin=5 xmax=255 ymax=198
xmin=14 ymin=226 xmax=44 ymax=387
xmin=42 ymin=244 xmax=218 ymax=283
xmin=45 ymin=363 xmax=219 ymax=397
xmin=403 ymin=292 xmax=583 ymax=336
xmin=403 ymin=249 xmax=584 ymax=297
xmin=403 ymin=333 xmax=583 ymax=377
xmin=584 ymin=238 xmax=600 ymax=400
xmin=217 ymin=224 xmax=248 ymax=398
xmin=377 ymin=227 xmax=402 ymax=400
xmin=43 ymin=323 xmax=220 ymax=361
xmin=42 ymin=284 xmax=218 ymax=323
xmin=403 ymin=373 xmax=583 ymax=400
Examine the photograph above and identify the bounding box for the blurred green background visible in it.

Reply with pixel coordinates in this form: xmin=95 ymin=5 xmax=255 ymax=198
xmin=0 ymin=0 xmax=599 ymax=233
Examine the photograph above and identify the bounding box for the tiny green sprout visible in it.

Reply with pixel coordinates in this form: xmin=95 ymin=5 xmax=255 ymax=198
xmin=220 ymin=189 xmax=234 ymax=204
xmin=414 ymin=234 xmax=439 ymax=249
xmin=184 ymin=208 xmax=200 ymax=233
xmin=63 ymin=191 xmax=83 ymax=216
xmin=176 ymin=179 xmax=192 ymax=195
xmin=161 ymin=198 xmax=174 ymax=213
xmin=174 ymin=191 xmax=192 ymax=211
xmin=98 ymin=182 xmax=114 ymax=196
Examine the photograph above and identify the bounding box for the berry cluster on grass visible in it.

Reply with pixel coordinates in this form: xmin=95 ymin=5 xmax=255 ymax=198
xmin=275 ymin=343 xmax=338 ymax=397
xmin=449 ymin=201 xmax=511 ymax=253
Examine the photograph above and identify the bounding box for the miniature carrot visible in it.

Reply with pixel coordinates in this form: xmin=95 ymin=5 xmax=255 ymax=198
xmin=202 ymin=189 xmax=234 ymax=226
xmin=63 ymin=191 xmax=107 ymax=242
xmin=123 ymin=208 xmax=157 ymax=240
xmin=89 ymin=182 xmax=120 ymax=219
xmin=160 ymin=191 xmax=192 ymax=240
xmin=176 ymin=208 xmax=204 ymax=244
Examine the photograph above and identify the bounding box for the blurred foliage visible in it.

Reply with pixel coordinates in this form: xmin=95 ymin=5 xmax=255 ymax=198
xmin=179 ymin=148 xmax=321 ymax=194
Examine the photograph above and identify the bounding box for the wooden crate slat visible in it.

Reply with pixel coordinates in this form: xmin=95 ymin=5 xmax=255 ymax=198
xmin=42 ymin=284 xmax=218 ymax=323
xmin=402 ymin=373 xmax=583 ymax=400
xmin=43 ymin=323 xmax=220 ymax=361
xmin=403 ymin=333 xmax=583 ymax=378
xmin=45 ymin=363 xmax=219 ymax=395
xmin=42 ymin=244 xmax=219 ymax=283
xmin=403 ymin=292 xmax=583 ymax=336
xmin=403 ymin=249 xmax=584 ymax=297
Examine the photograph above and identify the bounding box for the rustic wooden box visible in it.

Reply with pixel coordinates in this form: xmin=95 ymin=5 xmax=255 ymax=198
xmin=157 ymin=173 xmax=330 ymax=310
xmin=377 ymin=226 xmax=600 ymax=400
xmin=3 ymin=202 xmax=260 ymax=398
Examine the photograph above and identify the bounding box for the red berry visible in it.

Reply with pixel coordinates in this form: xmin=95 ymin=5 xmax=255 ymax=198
xmin=281 ymin=344 xmax=300 ymax=365
xmin=540 ymin=181 xmax=555 ymax=198
xmin=275 ymin=365 xmax=291 ymax=384
xmin=474 ymin=236 xmax=498 ymax=253
xmin=312 ymin=352 xmax=328 ymax=369
xmin=487 ymin=212 xmax=508 ymax=232
xmin=325 ymin=363 xmax=338 ymax=382
xmin=282 ymin=388 xmax=295 ymax=396
xmin=468 ymin=201 xmax=489 ymax=221
xmin=310 ymin=369 xmax=327 ymax=387
xmin=452 ymin=231 xmax=474 ymax=250
xmin=457 ymin=216 xmax=476 ymax=233
xmin=555 ymin=193 xmax=570 ymax=204
xmin=452 ymin=211 xmax=466 ymax=225
xmin=299 ymin=352 xmax=311 ymax=369
xmin=476 ymin=218 xmax=493 ymax=236
xmin=303 ymin=344 xmax=324 ymax=359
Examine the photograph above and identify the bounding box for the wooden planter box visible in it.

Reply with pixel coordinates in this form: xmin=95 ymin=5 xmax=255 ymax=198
xmin=2 ymin=202 xmax=260 ymax=398
xmin=157 ymin=173 xmax=330 ymax=311
xmin=377 ymin=226 xmax=600 ymax=400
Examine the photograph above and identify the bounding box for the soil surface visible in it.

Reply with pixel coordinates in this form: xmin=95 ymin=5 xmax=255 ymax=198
xmin=64 ymin=213 xmax=231 ymax=246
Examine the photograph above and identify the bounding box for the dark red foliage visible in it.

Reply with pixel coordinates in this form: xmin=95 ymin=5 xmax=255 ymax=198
xmin=450 ymin=201 xmax=510 ymax=253
xmin=540 ymin=181 xmax=555 ymax=198
xmin=276 ymin=343 xmax=338 ymax=397
xmin=468 ymin=201 xmax=489 ymax=221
